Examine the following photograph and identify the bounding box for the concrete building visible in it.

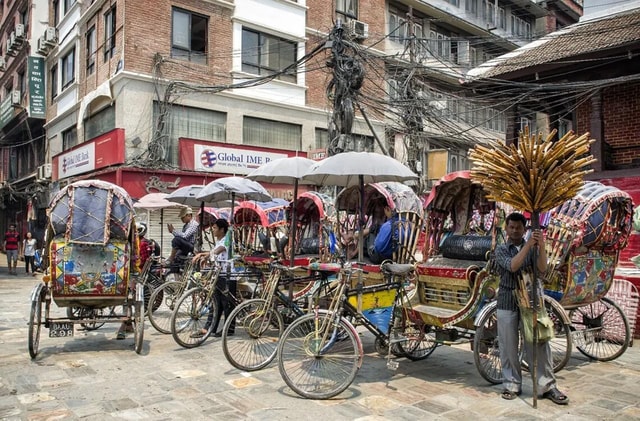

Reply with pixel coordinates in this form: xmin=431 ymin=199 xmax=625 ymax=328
xmin=0 ymin=0 xmax=583 ymax=238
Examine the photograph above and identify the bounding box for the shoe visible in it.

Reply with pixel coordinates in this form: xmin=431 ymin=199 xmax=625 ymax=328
xmin=501 ymin=390 xmax=521 ymax=400
xmin=542 ymin=388 xmax=569 ymax=405
xmin=190 ymin=329 xmax=207 ymax=338
xmin=116 ymin=331 xmax=126 ymax=340
xmin=213 ymin=331 xmax=223 ymax=337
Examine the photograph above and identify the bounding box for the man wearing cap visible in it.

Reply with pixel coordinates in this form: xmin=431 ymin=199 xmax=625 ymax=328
xmin=167 ymin=207 xmax=199 ymax=263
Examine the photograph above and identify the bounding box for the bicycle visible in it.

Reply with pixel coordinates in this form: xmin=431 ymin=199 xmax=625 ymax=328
xmin=221 ymin=261 xmax=332 ymax=371
xmin=276 ymin=261 xmax=430 ymax=399
xmin=170 ymin=258 xmax=262 ymax=348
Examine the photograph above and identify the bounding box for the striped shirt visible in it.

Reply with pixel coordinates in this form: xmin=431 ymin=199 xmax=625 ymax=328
xmin=494 ymin=241 xmax=535 ymax=311
xmin=172 ymin=220 xmax=199 ymax=245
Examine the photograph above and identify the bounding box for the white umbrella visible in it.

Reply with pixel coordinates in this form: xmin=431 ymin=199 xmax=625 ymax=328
xmin=165 ymin=185 xmax=206 ymax=208
xmin=247 ymin=157 xmax=316 ymax=265
xmin=302 ymin=152 xmax=418 ymax=261
xmin=134 ymin=193 xmax=186 ymax=253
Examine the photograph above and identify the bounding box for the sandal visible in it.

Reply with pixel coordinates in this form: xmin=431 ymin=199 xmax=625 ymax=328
xmin=116 ymin=331 xmax=126 ymax=340
xmin=501 ymin=390 xmax=520 ymax=400
xmin=542 ymin=387 xmax=569 ymax=405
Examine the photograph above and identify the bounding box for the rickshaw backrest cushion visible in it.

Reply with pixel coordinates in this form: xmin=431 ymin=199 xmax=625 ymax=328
xmin=440 ymin=235 xmax=492 ymax=261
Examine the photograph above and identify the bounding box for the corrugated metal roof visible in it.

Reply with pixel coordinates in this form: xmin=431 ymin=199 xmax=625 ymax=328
xmin=466 ymin=7 xmax=640 ymax=80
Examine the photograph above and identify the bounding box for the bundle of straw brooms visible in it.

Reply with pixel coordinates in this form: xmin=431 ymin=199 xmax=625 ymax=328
xmin=469 ymin=127 xmax=596 ymax=213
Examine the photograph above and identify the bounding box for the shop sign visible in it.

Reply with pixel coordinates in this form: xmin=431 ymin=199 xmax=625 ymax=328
xmin=28 ymin=57 xmax=45 ymax=118
xmin=193 ymin=144 xmax=287 ymax=175
xmin=145 ymin=176 xmax=181 ymax=193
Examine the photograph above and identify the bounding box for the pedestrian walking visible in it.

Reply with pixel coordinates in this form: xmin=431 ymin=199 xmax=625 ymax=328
xmin=22 ymin=232 xmax=37 ymax=276
xmin=2 ymin=224 xmax=20 ymax=275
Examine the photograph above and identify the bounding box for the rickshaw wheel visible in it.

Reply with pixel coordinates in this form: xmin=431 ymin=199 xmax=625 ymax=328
xmin=396 ymin=325 xmax=438 ymax=361
xmin=134 ymin=299 xmax=144 ymax=354
xmin=171 ymin=287 xmax=217 ymax=348
xmin=28 ymin=292 xmax=43 ymax=359
xmin=569 ymin=297 xmax=630 ymax=362
xmin=66 ymin=306 xmax=107 ymax=331
xmin=473 ymin=305 xmax=511 ymax=384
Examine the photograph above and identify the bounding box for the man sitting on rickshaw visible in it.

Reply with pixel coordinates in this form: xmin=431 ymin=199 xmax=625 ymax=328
xmin=166 ymin=207 xmax=199 ymax=264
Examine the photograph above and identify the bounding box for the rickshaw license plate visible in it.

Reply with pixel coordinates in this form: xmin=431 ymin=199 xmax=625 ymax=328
xmin=572 ymin=329 xmax=595 ymax=348
xmin=49 ymin=322 xmax=74 ymax=338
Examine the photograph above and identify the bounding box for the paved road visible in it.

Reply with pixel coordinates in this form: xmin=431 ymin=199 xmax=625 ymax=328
xmin=1 ymin=267 xmax=639 ymax=420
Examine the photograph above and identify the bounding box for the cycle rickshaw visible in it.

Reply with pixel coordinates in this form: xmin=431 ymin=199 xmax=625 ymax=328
xmin=28 ymin=180 xmax=145 ymax=358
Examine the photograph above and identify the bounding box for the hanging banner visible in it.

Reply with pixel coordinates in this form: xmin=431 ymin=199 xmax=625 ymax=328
xmin=28 ymin=56 xmax=46 ymax=118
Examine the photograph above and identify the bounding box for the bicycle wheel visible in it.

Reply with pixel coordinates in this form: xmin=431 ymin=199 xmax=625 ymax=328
xmin=474 ymin=305 xmax=510 ymax=384
xmin=277 ymin=313 xmax=362 ymax=399
xmin=222 ymin=299 xmax=284 ymax=371
xmin=28 ymin=293 xmax=43 ymax=359
xmin=170 ymin=287 xmax=217 ymax=348
xmin=144 ymin=273 xmax=165 ymax=314
xmin=148 ymin=281 xmax=182 ymax=334
xmin=569 ymin=297 xmax=630 ymax=361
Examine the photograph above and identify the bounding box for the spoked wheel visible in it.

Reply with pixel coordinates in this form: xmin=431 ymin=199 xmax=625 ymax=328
xmin=28 ymin=286 xmax=44 ymax=359
xmin=396 ymin=324 xmax=438 ymax=361
xmin=473 ymin=305 xmax=506 ymax=384
xmin=144 ymin=274 xmax=165 ymax=315
xmin=148 ymin=281 xmax=182 ymax=334
xmin=134 ymin=298 xmax=145 ymax=354
xmin=170 ymin=287 xmax=217 ymax=348
xmin=222 ymin=299 xmax=284 ymax=371
xmin=569 ymin=297 xmax=630 ymax=361
xmin=277 ymin=313 xmax=362 ymax=400
xmin=66 ymin=306 xmax=106 ymax=331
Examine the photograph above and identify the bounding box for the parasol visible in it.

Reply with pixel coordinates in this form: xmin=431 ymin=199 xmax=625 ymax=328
xmin=469 ymin=127 xmax=595 ymax=407
xmin=134 ymin=192 xmax=186 ymax=255
xmin=247 ymin=156 xmax=316 ymax=265
xmin=302 ymin=151 xmax=418 ymax=262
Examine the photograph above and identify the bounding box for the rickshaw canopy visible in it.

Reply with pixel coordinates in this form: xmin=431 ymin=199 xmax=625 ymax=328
xmin=48 ymin=180 xmax=135 ymax=245
xmin=336 ymin=182 xmax=422 ymax=214
xmin=234 ymin=199 xmax=289 ymax=228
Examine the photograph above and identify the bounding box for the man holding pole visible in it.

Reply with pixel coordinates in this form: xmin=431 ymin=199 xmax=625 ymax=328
xmin=495 ymin=212 xmax=569 ymax=405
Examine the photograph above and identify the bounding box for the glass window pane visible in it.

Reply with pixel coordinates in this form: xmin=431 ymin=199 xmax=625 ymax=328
xmin=172 ymin=10 xmax=190 ymax=49
xmin=191 ymin=14 xmax=207 ymax=53
xmin=242 ymin=29 xmax=260 ymax=66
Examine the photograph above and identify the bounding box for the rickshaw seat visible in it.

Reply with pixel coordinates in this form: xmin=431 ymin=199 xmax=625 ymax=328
xmin=393 ymin=211 xmax=423 ymax=264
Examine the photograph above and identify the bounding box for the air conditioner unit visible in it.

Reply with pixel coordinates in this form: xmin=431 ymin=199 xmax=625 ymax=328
xmin=43 ymin=27 xmax=58 ymax=46
xmin=36 ymin=37 xmax=50 ymax=56
xmin=347 ymin=20 xmax=369 ymax=39
xmin=11 ymin=90 xmax=21 ymax=106
xmin=0 ymin=56 xmax=5 ymax=72
xmin=6 ymin=37 xmax=16 ymax=56
xmin=37 ymin=164 xmax=52 ymax=180
xmin=14 ymin=24 xmax=25 ymax=43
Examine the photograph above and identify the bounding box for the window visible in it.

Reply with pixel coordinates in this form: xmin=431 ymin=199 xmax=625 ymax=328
xmin=336 ymin=0 xmax=358 ymax=19
xmin=61 ymin=48 xmax=75 ymax=89
xmin=86 ymin=26 xmax=96 ymax=75
xmin=172 ymin=8 xmax=207 ymax=64
xmin=243 ymin=116 xmax=301 ymax=150
xmin=84 ymin=105 xmax=115 ymax=141
xmin=315 ymin=128 xmax=329 ymax=149
xmin=63 ymin=0 xmax=75 ymax=14
xmin=50 ymin=64 xmax=58 ymax=100
xmin=53 ymin=0 xmax=60 ymax=26
xmin=62 ymin=126 xmax=78 ymax=150
xmin=429 ymin=30 xmax=451 ymax=61
xmin=104 ymin=6 xmax=116 ymax=61
xmin=153 ymin=103 xmax=227 ymax=165
xmin=241 ymin=28 xmax=297 ymax=83
xmin=18 ymin=70 xmax=25 ymax=97
xmin=20 ymin=8 xmax=28 ymax=33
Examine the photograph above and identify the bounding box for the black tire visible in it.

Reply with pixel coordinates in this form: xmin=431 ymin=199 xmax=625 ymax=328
xmin=28 ymin=295 xmax=43 ymax=359
xmin=396 ymin=324 xmax=438 ymax=361
xmin=134 ymin=299 xmax=144 ymax=354
xmin=222 ymin=299 xmax=284 ymax=371
xmin=144 ymin=273 xmax=165 ymax=315
xmin=148 ymin=281 xmax=182 ymax=334
xmin=170 ymin=287 xmax=218 ymax=348
xmin=570 ymin=297 xmax=630 ymax=362
xmin=473 ymin=305 xmax=505 ymax=384
xmin=277 ymin=313 xmax=362 ymax=399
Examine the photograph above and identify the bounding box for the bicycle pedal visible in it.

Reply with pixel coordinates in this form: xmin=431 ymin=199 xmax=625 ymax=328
xmin=386 ymin=360 xmax=399 ymax=370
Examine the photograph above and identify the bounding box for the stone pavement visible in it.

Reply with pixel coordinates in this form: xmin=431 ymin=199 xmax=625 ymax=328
xmin=1 ymin=266 xmax=640 ymax=420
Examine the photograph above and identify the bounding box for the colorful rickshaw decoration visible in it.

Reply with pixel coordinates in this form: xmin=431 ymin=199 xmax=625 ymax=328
xmin=233 ymin=198 xmax=289 ymax=257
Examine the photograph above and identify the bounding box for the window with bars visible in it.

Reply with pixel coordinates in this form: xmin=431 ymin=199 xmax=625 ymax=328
xmin=51 ymin=64 xmax=58 ymax=100
xmin=62 ymin=126 xmax=78 ymax=150
xmin=86 ymin=26 xmax=96 ymax=75
xmin=104 ymin=5 xmax=116 ymax=61
xmin=429 ymin=30 xmax=451 ymax=61
xmin=243 ymin=116 xmax=301 ymax=150
xmin=85 ymin=105 xmax=115 ymax=141
xmin=171 ymin=7 xmax=208 ymax=64
xmin=61 ymin=48 xmax=75 ymax=89
xmin=153 ymin=103 xmax=227 ymax=165
xmin=336 ymin=0 xmax=358 ymax=19
xmin=241 ymin=28 xmax=297 ymax=83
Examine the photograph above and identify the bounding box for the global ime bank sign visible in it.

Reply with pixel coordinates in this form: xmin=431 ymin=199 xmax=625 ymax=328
xmin=180 ymin=139 xmax=290 ymax=175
